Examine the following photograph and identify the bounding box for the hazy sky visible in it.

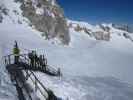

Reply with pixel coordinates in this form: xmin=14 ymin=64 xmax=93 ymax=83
xmin=57 ymin=0 xmax=133 ymax=24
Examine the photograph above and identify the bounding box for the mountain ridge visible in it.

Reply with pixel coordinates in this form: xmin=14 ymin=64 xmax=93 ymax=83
xmin=68 ymin=20 xmax=133 ymax=42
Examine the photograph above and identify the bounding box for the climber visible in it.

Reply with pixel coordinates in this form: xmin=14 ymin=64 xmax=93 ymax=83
xmin=42 ymin=54 xmax=47 ymax=70
xmin=13 ymin=41 xmax=20 ymax=64
xmin=34 ymin=51 xmax=40 ymax=68
xmin=57 ymin=68 xmax=61 ymax=76
xmin=28 ymin=51 xmax=34 ymax=67
xmin=39 ymin=55 xmax=43 ymax=69
xmin=28 ymin=50 xmax=39 ymax=68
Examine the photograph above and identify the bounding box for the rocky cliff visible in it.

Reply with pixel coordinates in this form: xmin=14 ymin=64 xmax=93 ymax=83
xmin=0 ymin=0 xmax=70 ymax=45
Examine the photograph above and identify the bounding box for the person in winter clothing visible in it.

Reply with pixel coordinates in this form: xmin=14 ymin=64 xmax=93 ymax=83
xmin=57 ymin=68 xmax=61 ymax=76
xmin=34 ymin=51 xmax=39 ymax=68
xmin=42 ymin=55 xmax=47 ymax=70
xmin=43 ymin=55 xmax=47 ymax=66
xmin=39 ymin=55 xmax=43 ymax=69
xmin=13 ymin=41 xmax=20 ymax=64
xmin=28 ymin=50 xmax=39 ymax=68
xmin=28 ymin=51 xmax=34 ymax=67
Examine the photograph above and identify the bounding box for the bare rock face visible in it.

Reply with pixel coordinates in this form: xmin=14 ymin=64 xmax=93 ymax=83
xmin=69 ymin=22 xmax=111 ymax=41
xmin=93 ymin=31 xmax=110 ymax=41
xmin=15 ymin=0 xmax=70 ymax=45
xmin=0 ymin=4 xmax=8 ymax=23
xmin=112 ymin=24 xmax=133 ymax=33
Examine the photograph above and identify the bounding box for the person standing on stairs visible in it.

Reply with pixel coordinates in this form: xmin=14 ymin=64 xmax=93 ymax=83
xmin=39 ymin=55 xmax=43 ymax=70
xmin=28 ymin=50 xmax=38 ymax=69
xmin=34 ymin=51 xmax=39 ymax=68
xmin=28 ymin=51 xmax=34 ymax=67
xmin=13 ymin=41 xmax=20 ymax=64
xmin=43 ymin=55 xmax=47 ymax=69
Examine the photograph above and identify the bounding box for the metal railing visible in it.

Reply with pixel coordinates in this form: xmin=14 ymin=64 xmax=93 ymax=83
xmin=4 ymin=54 xmax=60 ymax=100
xmin=4 ymin=54 xmax=61 ymax=76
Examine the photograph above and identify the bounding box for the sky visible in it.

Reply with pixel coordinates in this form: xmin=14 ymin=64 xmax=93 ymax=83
xmin=57 ymin=0 xmax=133 ymax=25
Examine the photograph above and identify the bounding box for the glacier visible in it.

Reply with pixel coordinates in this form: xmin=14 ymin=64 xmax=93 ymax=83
xmin=0 ymin=0 xmax=133 ymax=100
xmin=0 ymin=21 xmax=133 ymax=99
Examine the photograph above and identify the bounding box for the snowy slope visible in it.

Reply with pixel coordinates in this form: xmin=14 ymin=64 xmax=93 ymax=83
xmin=0 ymin=43 xmax=17 ymax=100
xmin=68 ymin=20 xmax=133 ymax=42
xmin=0 ymin=0 xmax=133 ymax=100
xmin=1 ymin=21 xmax=133 ymax=100
xmin=35 ymin=74 xmax=133 ymax=100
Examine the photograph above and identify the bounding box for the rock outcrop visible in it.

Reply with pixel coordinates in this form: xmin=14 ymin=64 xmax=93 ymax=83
xmin=0 ymin=4 xmax=8 ymax=23
xmin=69 ymin=22 xmax=111 ymax=41
xmin=14 ymin=0 xmax=70 ymax=45
xmin=112 ymin=24 xmax=133 ymax=33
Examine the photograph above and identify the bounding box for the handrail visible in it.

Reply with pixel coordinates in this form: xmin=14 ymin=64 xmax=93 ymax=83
xmin=30 ymin=71 xmax=48 ymax=92
xmin=4 ymin=53 xmax=61 ymax=75
xmin=4 ymin=53 xmax=62 ymax=100
xmin=3 ymin=54 xmax=27 ymax=58
xmin=25 ymin=71 xmax=48 ymax=99
xmin=20 ymin=54 xmax=61 ymax=76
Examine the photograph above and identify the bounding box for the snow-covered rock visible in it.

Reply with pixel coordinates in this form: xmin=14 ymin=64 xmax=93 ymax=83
xmin=68 ymin=20 xmax=133 ymax=42
xmin=112 ymin=24 xmax=133 ymax=33
xmin=0 ymin=0 xmax=70 ymax=45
